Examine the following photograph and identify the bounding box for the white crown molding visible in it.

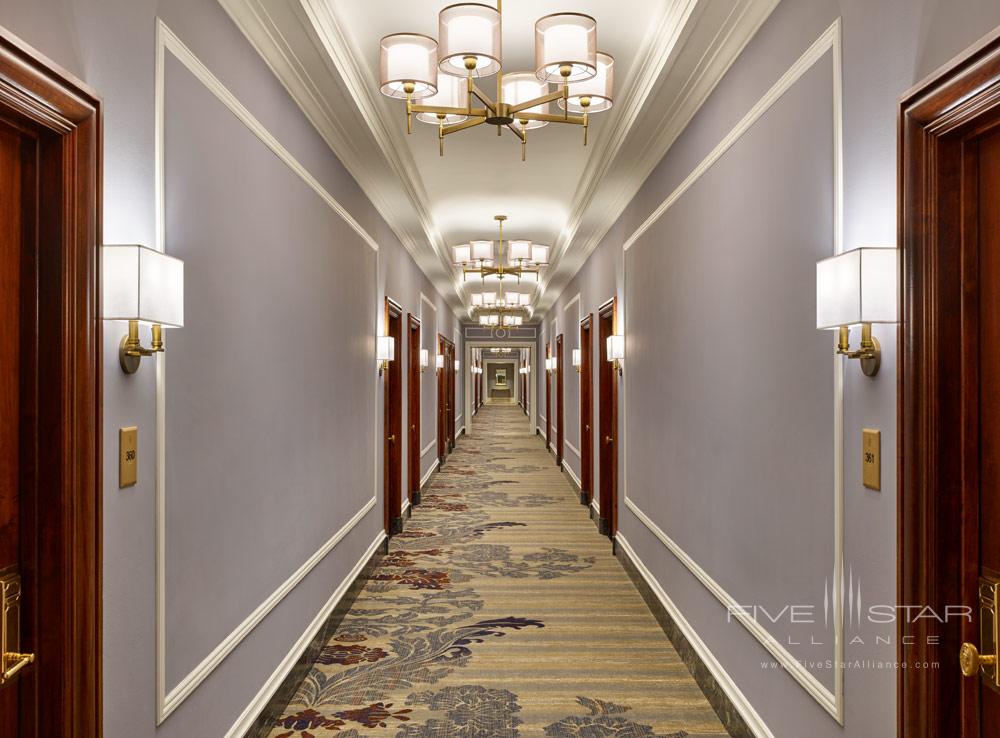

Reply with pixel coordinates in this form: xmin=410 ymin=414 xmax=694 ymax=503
xmin=538 ymin=0 xmax=781 ymax=312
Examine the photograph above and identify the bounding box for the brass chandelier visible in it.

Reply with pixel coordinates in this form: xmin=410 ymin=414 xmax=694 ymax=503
xmin=378 ymin=2 xmax=615 ymax=161
xmin=457 ymin=215 xmax=543 ymax=324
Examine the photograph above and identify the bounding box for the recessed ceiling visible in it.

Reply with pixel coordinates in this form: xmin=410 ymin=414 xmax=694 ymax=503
xmin=219 ymin=0 xmax=779 ymax=318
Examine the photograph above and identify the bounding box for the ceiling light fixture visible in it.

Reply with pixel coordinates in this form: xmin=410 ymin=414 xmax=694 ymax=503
xmin=378 ymin=2 xmax=614 ymax=161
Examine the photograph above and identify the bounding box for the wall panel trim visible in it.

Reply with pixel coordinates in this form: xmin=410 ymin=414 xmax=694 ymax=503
xmin=620 ymin=18 xmax=845 ymax=723
xmin=154 ymin=19 xmax=379 ymax=724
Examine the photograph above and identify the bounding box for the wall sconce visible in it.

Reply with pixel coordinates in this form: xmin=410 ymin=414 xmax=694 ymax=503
xmin=454 ymin=359 xmax=461 ymax=372
xmin=419 ymin=348 xmax=429 ymax=372
xmin=607 ymin=335 xmax=624 ymax=376
xmin=377 ymin=335 xmax=395 ymax=375
xmin=571 ymin=348 xmax=581 ymax=373
xmin=103 ymin=245 xmax=184 ymax=374
xmin=816 ymin=247 xmax=899 ymax=377
xmin=436 ymin=353 xmax=445 ymax=371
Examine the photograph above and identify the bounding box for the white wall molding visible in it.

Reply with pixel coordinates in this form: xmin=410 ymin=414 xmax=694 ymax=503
xmin=420 ymin=440 xmax=437 ymax=457
xmin=616 ymin=534 xmax=775 ymax=738
xmin=419 ymin=459 xmax=440 ymax=489
xmin=565 ymin=441 xmax=582 ymax=458
xmin=562 ymin=459 xmax=582 ymax=490
xmin=620 ymin=19 xmax=845 ymax=723
xmin=155 ymin=19 xmax=379 ymax=724
xmin=223 ymin=531 xmax=386 ymax=738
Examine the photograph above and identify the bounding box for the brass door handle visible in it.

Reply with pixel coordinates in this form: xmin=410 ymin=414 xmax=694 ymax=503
xmin=2 ymin=652 xmax=34 ymax=682
xmin=387 ymin=434 xmax=396 ymax=443
xmin=410 ymin=425 xmax=416 ymax=431
xmin=961 ymin=642 xmax=997 ymax=677
xmin=585 ymin=425 xmax=590 ymax=431
xmin=604 ymin=435 xmax=613 ymax=444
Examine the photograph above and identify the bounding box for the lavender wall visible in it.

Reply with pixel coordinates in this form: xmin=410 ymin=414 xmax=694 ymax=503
xmin=537 ymin=1 xmax=1000 ymax=736
xmin=0 ymin=0 xmax=460 ymax=735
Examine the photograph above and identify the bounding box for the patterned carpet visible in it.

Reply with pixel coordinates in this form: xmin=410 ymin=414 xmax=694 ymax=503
xmin=266 ymin=403 xmax=730 ymax=737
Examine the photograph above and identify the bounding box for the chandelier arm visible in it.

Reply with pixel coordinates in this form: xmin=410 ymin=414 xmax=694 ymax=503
xmin=442 ymin=116 xmax=488 ymax=136
xmin=515 ymin=111 xmax=586 ymax=125
xmin=469 ymin=84 xmax=498 ymax=115
xmin=506 ymin=89 xmax=567 ymax=115
xmin=505 ymin=122 xmax=525 ymax=142
xmin=410 ymin=104 xmax=490 ymax=117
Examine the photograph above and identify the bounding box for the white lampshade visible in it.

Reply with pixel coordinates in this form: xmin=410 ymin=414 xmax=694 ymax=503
xmin=419 ymin=348 xmax=429 ymax=367
xmin=436 ymin=354 xmax=445 ymax=369
xmin=488 ymin=314 xmax=500 ymax=326
xmin=471 ymin=240 xmax=493 ymax=261
xmin=518 ymin=293 xmax=531 ymax=306
xmin=508 ymin=239 xmax=531 ymax=261
xmin=535 ymin=13 xmax=597 ymax=83
xmin=455 ymin=359 xmax=461 ymax=371
xmin=471 ymin=292 xmax=484 ymax=306
xmin=417 ymin=73 xmax=470 ymax=125
xmin=479 ymin=315 xmax=489 ymax=325
xmin=519 ymin=271 xmax=539 ymax=284
xmin=559 ymin=52 xmax=614 ymax=113
xmin=453 ymin=244 xmax=472 ymax=264
xmin=482 ymin=291 xmax=497 ymax=305
xmin=572 ymin=348 xmax=581 ymax=367
xmin=816 ymin=247 xmax=899 ymax=329
xmin=607 ymin=335 xmax=625 ymax=361
xmin=103 ymin=244 xmax=184 ymax=327
xmin=530 ymin=244 xmax=550 ymax=265
xmin=377 ymin=336 xmax=395 ymax=362
xmin=502 ymin=72 xmax=550 ymax=130
xmin=379 ymin=34 xmax=438 ymax=99
xmin=439 ymin=3 xmax=501 ymax=78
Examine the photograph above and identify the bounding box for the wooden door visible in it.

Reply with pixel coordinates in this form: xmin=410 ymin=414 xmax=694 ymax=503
xmin=598 ymin=300 xmax=618 ymax=537
xmin=899 ymin=32 xmax=1000 ymax=738
xmin=556 ymin=334 xmax=564 ymax=466
xmin=580 ymin=315 xmax=594 ymax=505
xmin=383 ymin=300 xmax=403 ymax=535
xmin=0 ymin=33 xmax=101 ymax=737
xmin=407 ymin=315 xmax=420 ymax=505
xmin=447 ymin=342 xmax=456 ymax=448
xmin=545 ymin=342 xmax=551 ymax=448
xmin=437 ymin=335 xmax=446 ymax=462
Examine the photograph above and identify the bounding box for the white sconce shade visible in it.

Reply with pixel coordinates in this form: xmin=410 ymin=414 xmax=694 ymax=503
xmin=471 ymin=240 xmax=493 ymax=262
xmin=419 ymin=349 xmax=429 ymax=368
xmin=607 ymin=335 xmax=625 ymax=361
xmin=455 ymin=359 xmax=461 ymax=371
xmin=417 ymin=73 xmax=470 ymax=125
xmin=535 ymin=13 xmax=597 ymax=83
xmin=502 ymin=72 xmax=550 ymax=130
xmin=453 ymin=244 xmax=472 ymax=264
xmin=103 ymin=244 xmax=184 ymax=327
xmin=379 ymin=34 xmax=438 ymax=99
xmin=438 ymin=3 xmax=501 ymax=78
xmin=509 ymin=240 xmax=531 ymax=261
xmin=436 ymin=354 xmax=445 ymax=369
xmin=377 ymin=336 xmax=395 ymax=362
xmin=559 ymin=52 xmax=615 ymax=113
xmin=530 ymin=245 xmax=550 ymax=265
xmin=471 ymin=292 xmax=484 ymax=307
xmin=816 ymin=247 xmax=899 ymax=329
xmin=572 ymin=349 xmax=581 ymax=367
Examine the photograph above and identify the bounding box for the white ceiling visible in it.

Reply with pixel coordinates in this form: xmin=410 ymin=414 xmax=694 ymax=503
xmin=219 ymin=0 xmax=779 ymax=319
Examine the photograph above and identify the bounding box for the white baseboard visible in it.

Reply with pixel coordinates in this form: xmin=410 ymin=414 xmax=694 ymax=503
xmin=615 ymin=533 xmax=774 ymax=738
xmin=420 ymin=459 xmax=439 ymax=489
xmin=401 ymin=499 xmax=411 ymax=517
xmin=457 ymin=425 xmax=466 ymax=436
xmin=562 ymin=459 xmax=582 ymax=490
xmin=591 ymin=499 xmax=600 ymax=516
xmin=224 ymin=530 xmax=386 ymax=737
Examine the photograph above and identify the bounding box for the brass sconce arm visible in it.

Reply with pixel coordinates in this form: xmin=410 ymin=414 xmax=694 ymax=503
xmin=835 ymin=324 xmax=881 ymax=377
xmin=120 ymin=320 xmax=166 ymax=374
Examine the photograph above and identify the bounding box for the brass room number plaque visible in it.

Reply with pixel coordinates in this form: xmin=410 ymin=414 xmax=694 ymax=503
xmin=120 ymin=426 xmax=138 ymax=488
xmin=862 ymin=428 xmax=881 ymax=491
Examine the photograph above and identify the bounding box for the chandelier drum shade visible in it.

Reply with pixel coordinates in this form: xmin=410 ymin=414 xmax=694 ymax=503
xmin=559 ymin=52 xmax=615 ymax=114
xmin=438 ymin=3 xmax=502 ymax=77
xmin=378 ymin=0 xmax=614 ymax=160
xmin=534 ymin=13 xmax=597 ymax=83
xmin=379 ymin=34 xmax=438 ymax=99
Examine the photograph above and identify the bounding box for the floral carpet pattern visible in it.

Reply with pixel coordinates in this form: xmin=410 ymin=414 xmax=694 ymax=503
xmin=266 ymin=404 xmax=730 ymax=737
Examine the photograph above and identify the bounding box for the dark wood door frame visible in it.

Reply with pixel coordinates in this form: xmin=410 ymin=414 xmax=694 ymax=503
xmin=447 ymin=341 xmax=456 ymax=447
xmin=0 ymin=27 xmax=102 ymax=737
xmin=545 ymin=341 xmax=551 ymax=449
xmin=437 ymin=335 xmax=455 ymax=462
xmin=383 ymin=298 xmax=403 ymax=536
xmin=898 ymin=29 xmax=1000 ymax=738
xmin=407 ymin=314 xmax=421 ymax=506
xmin=556 ymin=334 xmax=564 ymax=467
xmin=580 ymin=315 xmax=594 ymax=506
xmin=598 ymin=298 xmax=618 ymax=538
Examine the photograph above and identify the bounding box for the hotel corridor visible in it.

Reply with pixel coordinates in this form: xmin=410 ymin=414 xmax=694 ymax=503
xmin=265 ymin=403 xmax=728 ymax=737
